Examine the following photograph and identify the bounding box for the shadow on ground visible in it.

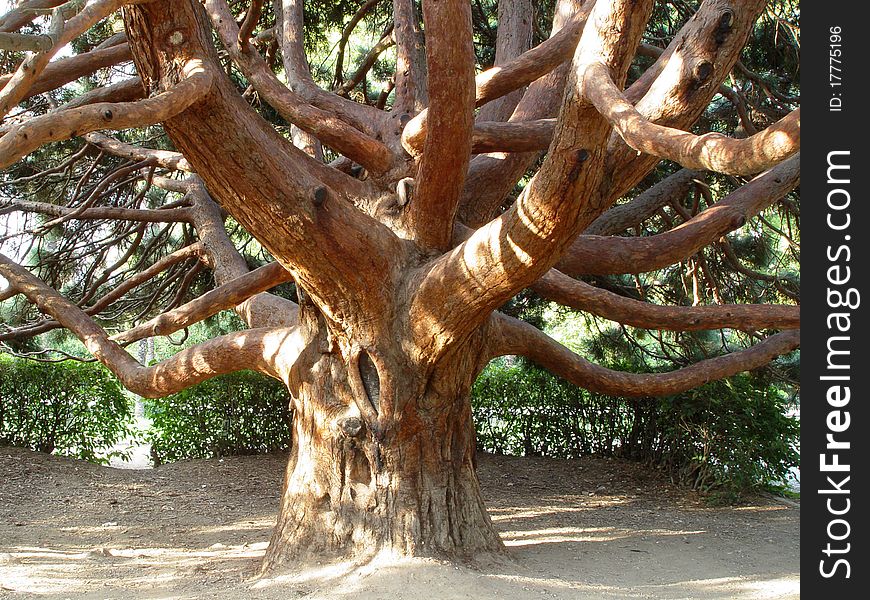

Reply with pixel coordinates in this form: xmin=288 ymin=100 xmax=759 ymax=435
xmin=0 ymin=448 xmax=798 ymax=599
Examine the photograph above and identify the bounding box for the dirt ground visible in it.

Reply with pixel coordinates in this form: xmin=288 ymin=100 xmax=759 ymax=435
xmin=0 ymin=447 xmax=799 ymax=599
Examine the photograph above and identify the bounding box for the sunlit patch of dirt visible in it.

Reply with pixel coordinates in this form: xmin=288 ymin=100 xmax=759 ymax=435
xmin=0 ymin=448 xmax=798 ymax=599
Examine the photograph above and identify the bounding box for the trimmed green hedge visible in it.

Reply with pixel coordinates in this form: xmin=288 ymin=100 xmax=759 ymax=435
xmin=472 ymin=358 xmax=799 ymax=499
xmin=0 ymin=355 xmax=134 ymax=463
xmin=145 ymin=371 xmax=292 ymax=463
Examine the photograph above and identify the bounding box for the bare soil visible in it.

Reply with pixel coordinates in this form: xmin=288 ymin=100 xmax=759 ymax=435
xmin=0 ymin=447 xmax=799 ymax=599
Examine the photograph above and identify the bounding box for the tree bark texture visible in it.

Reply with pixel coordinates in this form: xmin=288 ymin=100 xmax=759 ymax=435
xmin=262 ymin=307 xmax=502 ymax=566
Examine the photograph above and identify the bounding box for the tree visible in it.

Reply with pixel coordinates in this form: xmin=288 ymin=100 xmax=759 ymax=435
xmin=0 ymin=0 xmax=799 ymax=568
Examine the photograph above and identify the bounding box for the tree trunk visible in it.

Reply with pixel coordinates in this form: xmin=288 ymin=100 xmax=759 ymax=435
xmin=262 ymin=316 xmax=504 ymax=569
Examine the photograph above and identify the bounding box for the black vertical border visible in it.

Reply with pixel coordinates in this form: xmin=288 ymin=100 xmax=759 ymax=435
xmin=802 ymin=2 xmax=869 ymax=596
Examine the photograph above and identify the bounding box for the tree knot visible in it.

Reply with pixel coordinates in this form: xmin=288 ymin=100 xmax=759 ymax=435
xmin=337 ymin=416 xmax=364 ymax=438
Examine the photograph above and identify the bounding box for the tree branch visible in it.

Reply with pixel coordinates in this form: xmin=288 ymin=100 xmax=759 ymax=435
xmin=0 ymin=31 xmax=53 ymax=52
xmin=203 ymin=0 xmax=398 ymax=174
xmin=125 ymin=0 xmax=402 ymax=335
xmin=334 ymin=0 xmax=383 ymax=90
xmin=598 ymin=0 xmax=770 ymax=208
xmin=584 ymin=168 xmax=700 ymax=236
xmin=111 ymin=261 xmax=293 ymax=345
xmin=475 ymin=0 xmax=534 ymax=123
xmin=404 ymin=0 xmax=476 ymax=251
xmin=335 ymin=24 xmax=395 ymax=98
xmin=490 ymin=313 xmax=800 ymax=397
xmin=556 ymin=153 xmax=799 ymax=276
xmin=0 ymin=0 xmax=133 ymax=118
xmin=392 ymin=0 xmax=425 ymax=114
xmin=409 ymin=0 xmax=654 ymax=360
xmin=531 ymin=269 xmax=799 ymax=331
xmin=274 ymin=0 xmax=388 ymax=137
xmin=0 ymin=60 xmax=213 ymax=170
xmin=401 ymin=3 xmax=590 ymax=156
xmin=1 ymin=251 xmax=308 ymax=398
xmin=0 ymin=243 xmax=205 ymax=343
xmin=1 ymin=199 xmax=194 ymax=223
xmin=1 ymin=250 xmax=303 ymax=395
xmin=51 ymin=77 xmax=145 ymax=112
xmin=0 ymin=1 xmax=65 ymax=33
xmin=238 ymin=0 xmax=265 ymax=47
xmin=0 ymin=42 xmax=132 ymax=102
xmin=83 ymin=132 xmax=193 ymax=172
xmin=470 ymin=118 xmax=554 ymax=154
xmin=585 ymin=62 xmax=800 ymax=175
xmin=458 ymin=0 xmax=591 ymax=228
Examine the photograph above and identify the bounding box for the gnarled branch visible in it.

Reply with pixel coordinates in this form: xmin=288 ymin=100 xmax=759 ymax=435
xmin=557 ymin=153 xmax=800 ymax=276
xmin=585 ymin=62 xmax=800 ymax=175
xmin=532 ymin=270 xmax=799 ymax=331
xmin=490 ymin=313 xmax=800 ymax=397
xmin=0 ymin=61 xmax=213 ymax=170
xmin=0 ymin=251 xmax=304 ymax=397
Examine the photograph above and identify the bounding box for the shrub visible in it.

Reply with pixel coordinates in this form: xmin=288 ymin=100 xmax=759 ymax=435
xmin=145 ymin=370 xmax=292 ymax=463
xmin=0 ymin=355 xmax=134 ymax=463
xmin=652 ymin=377 xmax=800 ymax=501
xmin=471 ymin=358 xmax=799 ymax=500
xmin=472 ymin=359 xmax=635 ymax=458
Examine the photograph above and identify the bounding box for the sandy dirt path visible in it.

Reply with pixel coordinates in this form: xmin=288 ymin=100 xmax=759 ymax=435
xmin=0 ymin=448 xmax=799 ymax=599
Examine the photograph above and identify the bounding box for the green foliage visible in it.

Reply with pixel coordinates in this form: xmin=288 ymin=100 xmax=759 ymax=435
xmin=472 ymin=358 xmax=798 ymax=500
xmin=145 ymin=371 xmax=292 ymax=463
xmin=652 ymin=377 xmax=800 ymax=502
xmin=0 ymin=355 xmax=134 ymax=463
xmin=473 ymin=359 xmax=635 ymax=457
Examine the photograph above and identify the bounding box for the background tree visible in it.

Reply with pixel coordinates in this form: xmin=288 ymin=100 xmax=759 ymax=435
xmin=0 ymin=0 xmax=799 ymax=568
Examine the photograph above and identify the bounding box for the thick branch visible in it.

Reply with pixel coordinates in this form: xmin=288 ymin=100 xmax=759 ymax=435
xmin=410 ymin=0 xmax=653 ymax=360
xmin=392 ymin=0 xmax=425 ymax=114
xmin=274 ymin=0 xmax=388 ymax=137
xmin=0 ymin=61 xmax=212 ymax=170
xmin=598 ymin=0 xmax=770 ymax=208
xmin=405 ymin=0 xmax=476 ymax=251
xmin=125 ymin=0 xmax=401 ymax=339
xmin=458 ymin=0 xmax=589 ymax=228
xmin=585 ymin=62 xmax=800 ymax=175
xmin=0 ymin=43 xmax=132 ymax=102
xmin=557 ymin=153 xmax=799 ymax=276
xmin=476 ymin=0 xmax=534 ymax=123
xmin=0 ymin=1 xmax=65 ymax=33
xmin=532 ymin=270 xmax=799 ymax=331
xmin=1 ymin=250 xmax=301 ymax=395
xmin=53 ymin=77 xmax=145 ymax=112
xmin=491 ymin=313 xmax=800 ymax=397
xmin=0 ymin=252 xmax=307 ymax=398
xmin=238 ymin=0 xmax=264 ymax=47
xmin=471 ymin=118 xmax=554 ymax=154
xmin=0 ymin=0 xmax=132 ymax=118
xmin=0 ymin=31 xmax=53 ymax=52
xmin=402 ymin=4 xmax=591 ymax=155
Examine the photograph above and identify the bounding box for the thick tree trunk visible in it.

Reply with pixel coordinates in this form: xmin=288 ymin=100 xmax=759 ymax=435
xmin=262 ymin=321 xmax=504 ymax=569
